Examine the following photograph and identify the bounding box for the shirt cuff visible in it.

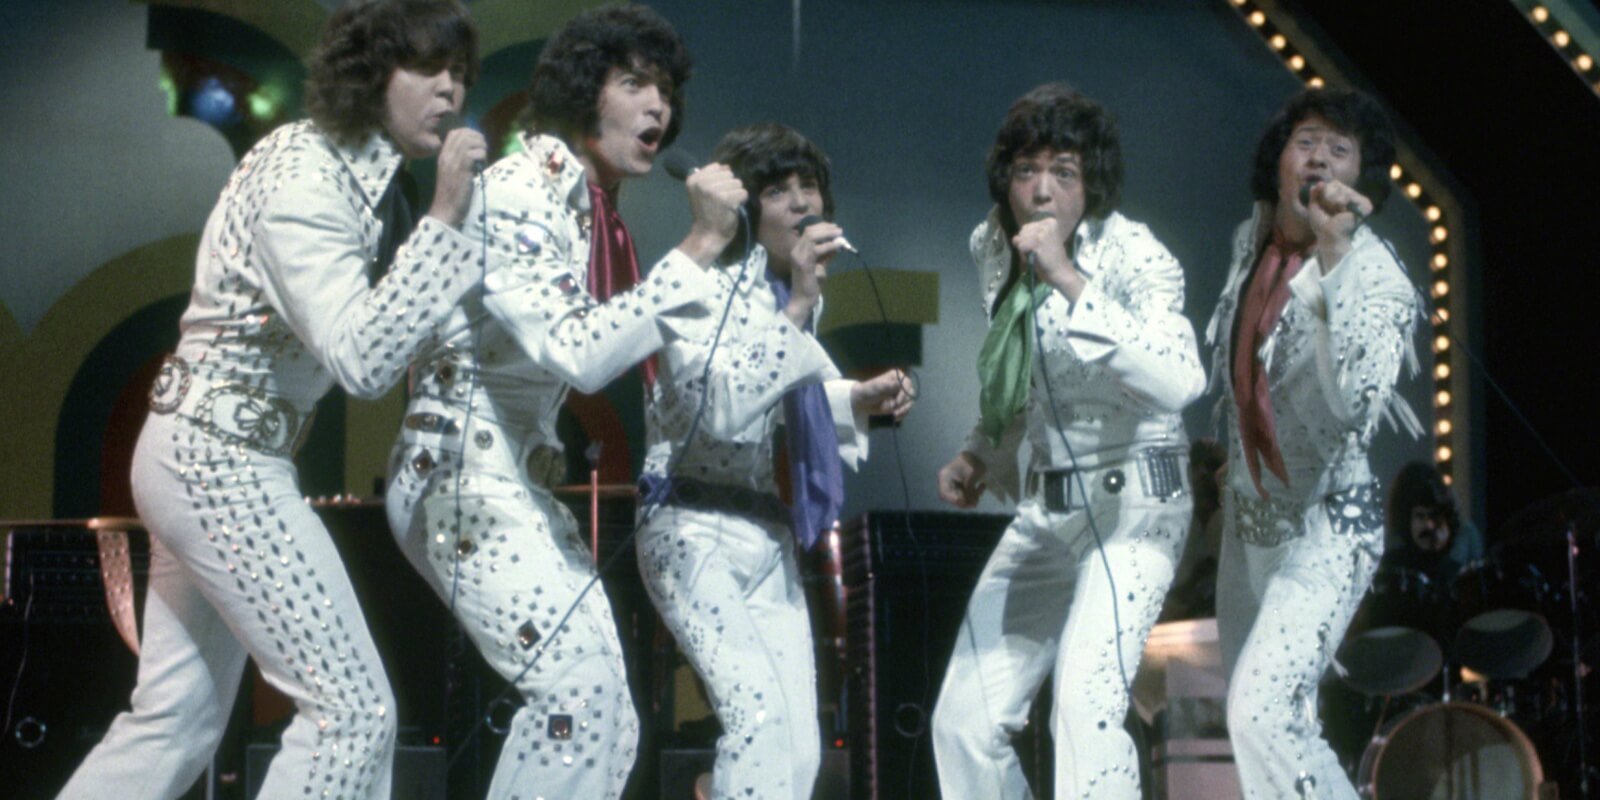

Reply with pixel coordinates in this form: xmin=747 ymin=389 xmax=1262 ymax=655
xmin=826 ymin=379 xmax=869 ymax=469
xmin=650 ymin=249 xmax=719 ymax=308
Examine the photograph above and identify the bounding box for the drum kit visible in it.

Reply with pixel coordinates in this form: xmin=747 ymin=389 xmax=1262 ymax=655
xmin=1333 ymin=489 xmax=1600 ymax=799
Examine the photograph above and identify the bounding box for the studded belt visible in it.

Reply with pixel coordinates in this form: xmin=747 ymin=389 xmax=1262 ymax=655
xmin=1230 ymin=480 xmax=1384 ymax=547
xmin=1025 ymin=447 xmax=1189 ymax=513
xmin=640 ymin=476 xmax=788 ymax=527
xmin=147 ymin=355 xmax=312 ymax=457
xmin=402 ymin=409 xmax=567 ymax=489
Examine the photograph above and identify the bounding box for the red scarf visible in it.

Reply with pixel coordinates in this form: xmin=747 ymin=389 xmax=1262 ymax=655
xmin=1232 ymin=232 xmax=1308 ymax=498
xmin=586 ymin=181 xmax=656 ymax=387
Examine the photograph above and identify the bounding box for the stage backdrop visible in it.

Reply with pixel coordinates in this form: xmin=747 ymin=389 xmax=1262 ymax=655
xmin=0 ymin=0 xmax=1435 ymax=522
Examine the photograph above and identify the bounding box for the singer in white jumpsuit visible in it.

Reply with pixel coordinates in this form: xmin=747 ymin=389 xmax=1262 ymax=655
xmin=635 ymin=123 xmax=911 ymax=800
xmin=58 ymin=5 xmax=486 ymax=797
xmin=384 ymin=8 xmax=747 ymax=798
xmin=1209 ymin=88 xmax=1418 ymax=800
xmin=932 ymin=85 xmax=1204 ymax=800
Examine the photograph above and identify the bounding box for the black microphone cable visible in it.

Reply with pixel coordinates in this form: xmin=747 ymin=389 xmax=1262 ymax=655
xmin=445 ymin=157 xmax=491 ymax=619
xmin=426 ymin=145 xmax=493 ymax=790
xmin=814 ymin=227 xmax=932 ymax=800
xmin=1367 ymin=234 xmax=1584 ymax=489
xmin=1021 ymin=243 xmax=1149 ymax=780
xmin=445 ymin=206 xmax=756 ymax=771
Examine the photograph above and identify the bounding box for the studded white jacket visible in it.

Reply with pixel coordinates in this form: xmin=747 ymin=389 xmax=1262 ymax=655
xmin=961 ymin=208 xmax=1205 ymax=502
xmin=398 ymin=133 xmax=719 ymax=466
xmin=641 ymin=244 xmax=869 ymax=495
xmin=1206 ymin=204 xmax=1421 ymax=515
xmin=168 ymin=120 xmax=485 ymax=414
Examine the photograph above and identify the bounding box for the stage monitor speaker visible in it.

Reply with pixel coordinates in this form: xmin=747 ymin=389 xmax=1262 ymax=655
xmin=0 ymin=524 xmax=205 ymax=799
xmin=841 ymin=510 xmax=1010 ymax=800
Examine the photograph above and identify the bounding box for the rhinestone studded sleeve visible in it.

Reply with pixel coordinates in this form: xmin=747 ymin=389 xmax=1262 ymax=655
xmin=655 ymin=255 xmax=839 ymax=443
xmin=1306 ymin=235 xmax=1419 ymax=435
xmin=474 ymin=155 xmax=718 ymax=395
xmin=1031 ymin=217 xmax=1206 ymax=415
xmin=253 ymin=179 xmax=481 ymax=399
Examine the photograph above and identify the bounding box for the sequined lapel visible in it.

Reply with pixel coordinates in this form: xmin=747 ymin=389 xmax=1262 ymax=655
xmin=520 ymin=133 xmax=588 ymax=215
xmin=973 ymin=208 xmax=1011 ymax=316
xmin=1070 ymin=214 xmax=1104 ymax=281
xmin=320 ymin=125 xmax=404 ymax=209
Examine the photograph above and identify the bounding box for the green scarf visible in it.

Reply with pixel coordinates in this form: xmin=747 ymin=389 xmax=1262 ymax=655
xmin=977 ymin=278 xmax=1051 ymax=446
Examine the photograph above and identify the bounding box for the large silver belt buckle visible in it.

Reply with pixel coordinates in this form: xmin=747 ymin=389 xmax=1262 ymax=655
xmin=192 ymin=384 xmax=304 ymax=456
xmin=1232 ymin=490 xmax=1302 ymax=546
xmin=1136 ymin=448 xmax=1189 ymax=501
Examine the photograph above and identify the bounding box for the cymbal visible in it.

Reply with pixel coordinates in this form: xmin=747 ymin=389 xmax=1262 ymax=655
xmin=1455 ymin=609 xmax=1555 ymax=680
xmin=1497 ymin=487 xmax=1600 ymax=554
xmin=1334 ymin=626 xmax=1443 ymax=697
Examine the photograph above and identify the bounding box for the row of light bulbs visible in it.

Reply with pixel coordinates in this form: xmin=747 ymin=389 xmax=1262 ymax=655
xmin=1228 ymin=0 xmax=1458 ymax=483
xmin=1527 ymin=4 xmax=1600 ymax=94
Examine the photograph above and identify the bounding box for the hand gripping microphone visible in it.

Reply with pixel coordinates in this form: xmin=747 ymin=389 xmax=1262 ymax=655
xmin=792 ymin=214 xmax=858 ymax=254
xmin=437 ymin=112 xmax=485 ymax=173
xmin=1299 ymin=176 xmax=1366 ymax=221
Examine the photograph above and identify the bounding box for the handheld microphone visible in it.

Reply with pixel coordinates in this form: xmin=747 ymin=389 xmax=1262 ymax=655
xmin=1299 ymin=176 xmax=1365 ymax=219
xmin=1025 ymin=210 xmax=1058 ymax=266
xmin=793 ymin=214 xmax=858 ymax=254
xmin=437 ymin=112 xmax=485 ymax=173
xmin=1298 ymin=176 xmax=1321 ymax=208
xmin=661 ymin=150 xmax=700 ymax=182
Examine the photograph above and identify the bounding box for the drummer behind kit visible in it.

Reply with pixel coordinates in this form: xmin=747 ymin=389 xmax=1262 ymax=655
xmin=1329 ymin=493 xmax=1599 ymax=800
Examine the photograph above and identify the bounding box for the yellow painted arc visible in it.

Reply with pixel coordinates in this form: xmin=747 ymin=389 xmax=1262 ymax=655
xmin=0 ymin=235 xmax=196 ymax=519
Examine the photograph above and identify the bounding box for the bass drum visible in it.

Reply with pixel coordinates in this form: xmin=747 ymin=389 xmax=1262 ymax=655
xmin=1357 ymin=702 xmax=1544 ymax=799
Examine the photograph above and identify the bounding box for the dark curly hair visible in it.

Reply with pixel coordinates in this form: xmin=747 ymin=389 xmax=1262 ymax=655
xmin=709 ymin=123 xmax=834 ymax=262
xmin=525 ymin=4 xmax=691 ymax=149
xmin=305 ymin=0 xmax=479 ymax=144
xmin=1386 ymin=461 xmax=1462 ymax=545
xmin=986 ymin=83 xmax=1123 ymax=238
xmin=1250 ymin=87 xmax=1396 ymax=213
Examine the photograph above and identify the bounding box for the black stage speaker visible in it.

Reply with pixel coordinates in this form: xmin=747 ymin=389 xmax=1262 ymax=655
xmin=0 ymin=498 xmax=662 ymax=800
xmin=841 ymin=511 xmax=1010 ymax=800
xmin=0 ymin=524 xmax=220 ymax=800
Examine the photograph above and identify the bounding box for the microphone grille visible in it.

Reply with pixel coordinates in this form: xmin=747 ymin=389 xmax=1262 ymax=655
xmin=661 ymin=150 xmax=699 ymax=182
xmin=1298 ymin=176 xmax=1323 ymax=207
xmin=438 ymin=111 xmax=467 ymax=134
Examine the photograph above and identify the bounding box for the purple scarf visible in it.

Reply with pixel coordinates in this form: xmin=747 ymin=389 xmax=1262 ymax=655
xmin=768 ymin=268 xmax=844 ymax=549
